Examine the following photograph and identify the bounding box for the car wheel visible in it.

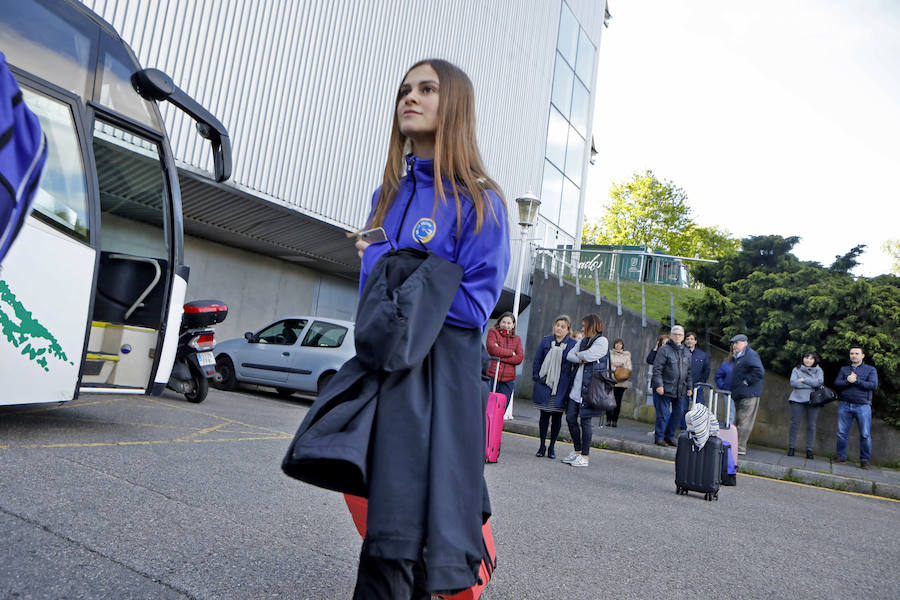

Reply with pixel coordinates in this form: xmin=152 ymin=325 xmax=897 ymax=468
xmin=275 ymin=388 xmax=295 ymax=398
xmin=317 ymin=371 xmax=335 ymax=396
xmin=213 ymin=355 xmax=237 ymax=391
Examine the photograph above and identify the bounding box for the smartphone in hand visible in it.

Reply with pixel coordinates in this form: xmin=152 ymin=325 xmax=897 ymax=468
xmin=358 ymin=227 xmax=388 ymax=244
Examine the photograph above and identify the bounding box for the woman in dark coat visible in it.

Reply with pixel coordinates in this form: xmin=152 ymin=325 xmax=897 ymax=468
xmin=531 ymin=315 xmax=577 ymax=459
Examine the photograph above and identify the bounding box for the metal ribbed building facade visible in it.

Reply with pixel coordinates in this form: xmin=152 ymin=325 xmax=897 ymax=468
xmin=83 ymin=0 xmax=605 ymax=222
xmin=79 ymin=0 xmax=607 ymax=321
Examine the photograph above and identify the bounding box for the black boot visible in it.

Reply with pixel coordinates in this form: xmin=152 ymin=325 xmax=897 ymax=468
xmin=535 ymin=445 xmax=546 ymax=457
xmin=547 ymin=445 xmax=556 ymax=459
xmin=787 ymin=448 xmax=795 ymax=456
xmin=806 ymin=450 xmax=814 ymax=459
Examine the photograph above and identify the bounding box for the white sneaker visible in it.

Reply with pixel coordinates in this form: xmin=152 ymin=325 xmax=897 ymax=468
xmin=561 ymin=451 xmax=579 ymax=463
xmin=570 ymin=455 xmax=589 ymax=467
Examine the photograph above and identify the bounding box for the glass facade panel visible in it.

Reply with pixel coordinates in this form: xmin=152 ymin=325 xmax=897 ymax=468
xmin=570 ymin=80 xmax=590 ymax=137
xmin=557 ymin=3 xmax=579 ymax=66
xmin=539 ymin=160 xmax=564 ymax=223
xmin=575 ymin=29 xmax=595 ymax=85
xmin=550 ymin=53 xmax=574 ymax=118
xmin=559 ymin=178 xmax=580 ymax=236
xmin=565 ymin=126 xmax=584 ymax=187
xmin=545 ymin=107 xmax=568 ymax=170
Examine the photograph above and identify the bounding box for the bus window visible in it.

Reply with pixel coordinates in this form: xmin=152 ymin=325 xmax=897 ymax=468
xmin=0 ymin=0 xmax=94 ymax=100
xmin=96 ymin=33 xmax=161 ymax=131
xmin=93 ymin=121 xmax=169 ymax=262
xmin=20 ymin=87 xmax=90 ymax=243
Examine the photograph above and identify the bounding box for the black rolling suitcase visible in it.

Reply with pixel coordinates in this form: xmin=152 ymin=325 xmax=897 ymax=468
xmin=675 ymin=430 xmax=724 ymax=501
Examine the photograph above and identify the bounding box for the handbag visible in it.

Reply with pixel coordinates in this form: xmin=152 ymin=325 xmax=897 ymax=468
xmin=585 ymin=354 xmax=617 ymax=412
xmin=808 ymin=385 xmax=836 ymax=408
xmin=614 ymin=366 xmax=632 ymax=383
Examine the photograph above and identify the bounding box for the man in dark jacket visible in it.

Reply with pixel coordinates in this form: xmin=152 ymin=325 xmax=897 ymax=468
xmin=685 ymin=332 xmax=710 ymax=405
xmin=652 ymin=325 xmax=692 ymax=446
xmin=833 ymin=346 xmax=878 ymax=469
xmin=729 ymin=334 xmax=765 ymax=455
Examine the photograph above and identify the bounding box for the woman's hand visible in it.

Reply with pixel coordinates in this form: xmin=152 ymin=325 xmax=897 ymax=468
xmin=355 ymin=239 xmax=370 ymax=259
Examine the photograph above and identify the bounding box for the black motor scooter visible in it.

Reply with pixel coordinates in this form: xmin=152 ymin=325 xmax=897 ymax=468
xmin=166 ymin=300 xmax=228 ymax=403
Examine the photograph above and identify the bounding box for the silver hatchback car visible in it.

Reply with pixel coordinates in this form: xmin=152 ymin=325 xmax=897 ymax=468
xmin=213 ymin=317 xmax=355 ymax=396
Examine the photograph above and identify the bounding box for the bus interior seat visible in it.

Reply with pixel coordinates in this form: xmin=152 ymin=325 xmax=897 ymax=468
xmin=92 ymin=251 xmax=168 ymax=329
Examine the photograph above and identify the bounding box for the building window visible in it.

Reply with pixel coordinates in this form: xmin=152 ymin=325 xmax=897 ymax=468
xmin=540 ymin=2 xmax=595 ymax=237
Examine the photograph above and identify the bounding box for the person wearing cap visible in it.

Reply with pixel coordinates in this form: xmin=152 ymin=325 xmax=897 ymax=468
xmin=729 ymin=334 xmax=765 ymax=455
xmin=651 ymin=325 xmax=693 ymax=446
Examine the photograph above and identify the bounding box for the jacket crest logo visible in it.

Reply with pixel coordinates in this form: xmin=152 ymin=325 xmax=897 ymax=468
xmin=412 ymin=218 xmax=436 ymax=244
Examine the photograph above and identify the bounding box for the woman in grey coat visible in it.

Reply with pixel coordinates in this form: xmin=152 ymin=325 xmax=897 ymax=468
xmin=788 ymin=351 xmax=825 ymax=458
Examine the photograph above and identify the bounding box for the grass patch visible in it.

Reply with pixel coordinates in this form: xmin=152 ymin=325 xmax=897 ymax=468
xmin=830 ymin=482 xmax=850 ymax=491
xmin=879 ymin=460 xmax=900 ymax=470
xmin=738 ymin=466 xmax=760 ymax=476
xmin=782 ymin=472 xmax=810 ymax=485
xmin=560 ymin=275 xmax=702 ymax=323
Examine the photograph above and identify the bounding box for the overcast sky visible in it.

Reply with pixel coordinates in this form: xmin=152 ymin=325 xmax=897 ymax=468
xmin=584 ymin=0 xmax=899 ymax=276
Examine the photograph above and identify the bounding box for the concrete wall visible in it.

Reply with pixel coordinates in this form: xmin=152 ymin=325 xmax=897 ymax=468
xmin=520 ymin=269 xmax=900 ymax=465
xmin=520 ymin=270 xmax=665 ymax=405
xmin=183 ymin=235 xmax=358 ymax=342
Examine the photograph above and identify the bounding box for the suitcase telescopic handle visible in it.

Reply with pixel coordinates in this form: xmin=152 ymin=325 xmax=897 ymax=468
xmin=491 ymin=358 xmax=501 ymax=393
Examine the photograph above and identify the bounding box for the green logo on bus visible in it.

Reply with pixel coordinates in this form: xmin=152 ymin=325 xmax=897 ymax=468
xmin=0 ymin=280 xmax=71 ymax=372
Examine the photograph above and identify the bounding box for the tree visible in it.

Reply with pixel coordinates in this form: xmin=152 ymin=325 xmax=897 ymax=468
xmin=582 ymin=170 xmax=738 ymax=259
xmin=883 ymin=239 xmax=900 ymax=275
xmin=685 ymin=235 xmax=900 ymax=427
xmin=830 ymin=244 xmax=866 ymax=274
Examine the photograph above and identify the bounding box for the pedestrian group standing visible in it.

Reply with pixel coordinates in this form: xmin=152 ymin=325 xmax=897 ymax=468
xmin=834 ymin=346 xmax=879 ymax=469
xmin=486 ymin=311 xmax=523 ymax=407
xmin=728 ymin=334 xmax=765 ymax=455
xmin=531 ymin=315 xmax=578 ymax=459
xmin=787 ymin=351 xmax=824 ymax=459
xmin=651 ymin=325 xmax=693 ymax=446
xmin=607 ymin=338 xmax=632 ymax=427
xmin=562 ymin=314 xmax=608 ymax=468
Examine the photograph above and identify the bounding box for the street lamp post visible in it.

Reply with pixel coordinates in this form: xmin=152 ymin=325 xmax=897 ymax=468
xmin=504 ymin=193 xmax=540 ymax=420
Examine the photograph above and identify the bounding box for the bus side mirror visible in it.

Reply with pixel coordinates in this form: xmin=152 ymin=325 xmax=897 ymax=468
xmin=132 ymin=68 xmax=232 ymax=183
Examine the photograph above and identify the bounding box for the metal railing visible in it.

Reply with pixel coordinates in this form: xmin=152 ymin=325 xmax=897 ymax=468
xmin=529 ymin=247 xmax=717 ymax=327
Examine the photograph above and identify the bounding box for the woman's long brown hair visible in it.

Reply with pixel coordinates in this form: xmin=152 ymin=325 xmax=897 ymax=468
xmin=366 ymin=59 xmax=506 ymax=235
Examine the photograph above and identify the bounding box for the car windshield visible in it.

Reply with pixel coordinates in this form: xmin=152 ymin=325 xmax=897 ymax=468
xmin=256 ymin=319 xmax=307 ymax=345
xmin=302 ymin=321 xmax=347 ymax=348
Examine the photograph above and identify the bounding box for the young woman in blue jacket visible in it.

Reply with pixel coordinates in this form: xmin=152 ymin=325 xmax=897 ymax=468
xmin=352 ymin=59 xmax=510 ymax=599
xmin=531 ymin=315 xmax=577 ymax=459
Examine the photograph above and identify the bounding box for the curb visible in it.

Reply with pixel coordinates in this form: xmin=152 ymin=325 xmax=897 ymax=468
xmin=502 ymin=421 xmax=896 ymax=501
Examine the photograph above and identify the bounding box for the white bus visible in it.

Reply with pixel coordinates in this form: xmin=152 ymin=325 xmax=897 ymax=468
xmin=0 ymin=0 xmax=231 ymax=404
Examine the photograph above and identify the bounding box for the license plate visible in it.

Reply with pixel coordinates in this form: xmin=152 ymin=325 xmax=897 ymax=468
xmin=198 ymin=352 xmax=216 ymax=366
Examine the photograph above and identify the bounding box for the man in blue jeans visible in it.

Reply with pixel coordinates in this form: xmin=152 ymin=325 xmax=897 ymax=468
xmin=834 ymin=346 xmax=879 ymax=469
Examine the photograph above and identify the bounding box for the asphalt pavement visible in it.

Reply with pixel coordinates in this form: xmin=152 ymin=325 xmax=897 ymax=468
xmin=1 ymin=388 xmax=898 ymax=599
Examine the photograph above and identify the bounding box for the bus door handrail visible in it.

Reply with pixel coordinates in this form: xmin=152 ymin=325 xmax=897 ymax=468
xmin=108 ymin=254 xmax=162 ymax=321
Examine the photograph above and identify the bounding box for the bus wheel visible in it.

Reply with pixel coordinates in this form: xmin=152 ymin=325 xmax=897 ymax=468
xmin=185 ymin=370 xmax=209 ymax=403
xmin=214 ymin=355 xmax=236 ymax=390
